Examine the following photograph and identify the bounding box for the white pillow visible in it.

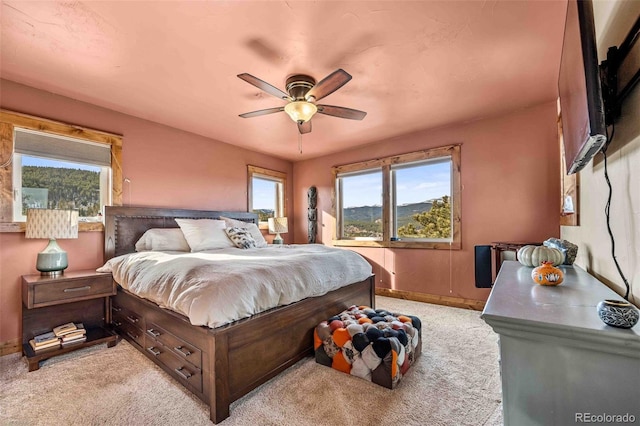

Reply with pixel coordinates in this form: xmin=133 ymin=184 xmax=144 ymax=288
xmin=134 ymin=233 xmax=150 ymax=252
xmin=175 ymin=218 xmax=235 ymax=252
xmin=220 ymin=216 xmax=268 ymax=248
xmin=135 ymin=228 xmax=191 ymax=252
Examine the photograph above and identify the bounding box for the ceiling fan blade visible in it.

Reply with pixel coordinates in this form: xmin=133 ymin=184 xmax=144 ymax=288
xmin=297 ymin=121 xmax=312 ymax=134
xmin=317 ymin=105 xmax=367 ymax=120
xmin=239 ymin=107 xmax=285 ymax=118
xmin=304 ymin=69 xmax=352 ymax=102
xmin=237 ymin=73 xmax=292 ymax=101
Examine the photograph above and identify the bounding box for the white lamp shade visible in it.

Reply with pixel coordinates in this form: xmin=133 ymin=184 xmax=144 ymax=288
xmin=268 ymin=217 xmax=288 ymax=234
xmin=26 ymin=209 xmax=79 ymax=239
xmin=284 ymin=101 xmax=317 ymax=123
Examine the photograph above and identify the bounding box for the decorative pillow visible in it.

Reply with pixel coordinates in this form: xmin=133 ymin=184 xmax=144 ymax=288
xmin=224 ymin=227 xmax=257 ymax=249
xmin=174 ymin=218 xmax=235 ymax=252
xmin=135 ymin=228 xmax=190 ymax=252
xmin=220 ymin=216 xmax=268 ymax=248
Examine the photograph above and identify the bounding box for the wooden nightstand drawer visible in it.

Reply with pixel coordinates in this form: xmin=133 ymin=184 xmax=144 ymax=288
xmin=23 ymin=271 xmax=115 ymax=309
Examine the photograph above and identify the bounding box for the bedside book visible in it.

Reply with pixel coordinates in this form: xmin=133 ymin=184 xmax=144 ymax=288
xmin=61 ymin=332 xmax=86 ymax=342
xmin=33 ymin=331 xmax=58 ymax=345
xmin=59 ymin=324 xmax=86 ymax=339
xmin=53 ymin=322 xmax=77 ymax=337
xmin=29 ymin=339 xmax=60 ymax=351
xmin=61 ymin=336 xmax=87 ymax=347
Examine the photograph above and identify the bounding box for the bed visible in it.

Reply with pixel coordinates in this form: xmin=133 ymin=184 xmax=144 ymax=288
xmin=103 ymin=206 xmax=375 ymax=423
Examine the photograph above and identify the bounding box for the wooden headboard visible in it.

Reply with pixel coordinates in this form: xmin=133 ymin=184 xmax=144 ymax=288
xmin=104 ymin=206 xmax=259 ymax=261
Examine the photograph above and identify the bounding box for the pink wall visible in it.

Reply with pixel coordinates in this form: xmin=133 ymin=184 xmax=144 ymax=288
xmin=292 ymin=102 xmax=561 ymax=302
xmin=0 ymin=79 xmax=293 ymax=345
xmin=0 ymin=78 xmax=561 ymax=346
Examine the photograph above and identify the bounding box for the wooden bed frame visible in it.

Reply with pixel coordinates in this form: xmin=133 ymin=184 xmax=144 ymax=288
xmin=104 ymin=206 xmax=375 ymax=423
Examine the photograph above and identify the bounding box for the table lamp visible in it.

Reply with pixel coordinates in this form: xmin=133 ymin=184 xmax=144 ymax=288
xmin=268 ymin=217 xmax=288 ymax=245
xmin=26 ymin=209 xmax=79 ymax=276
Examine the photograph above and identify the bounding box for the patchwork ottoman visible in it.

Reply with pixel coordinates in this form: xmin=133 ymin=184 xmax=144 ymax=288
xmin=314 ymin=305 xmax=422 ymax=389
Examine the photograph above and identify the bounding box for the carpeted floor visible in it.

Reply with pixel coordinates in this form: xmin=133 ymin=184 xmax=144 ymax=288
xmin=0 ymin=296 xmax=503 ymax=425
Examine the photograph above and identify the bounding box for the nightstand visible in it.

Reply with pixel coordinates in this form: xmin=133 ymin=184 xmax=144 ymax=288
xmin=21 ymin=270 xmax=118 ymax=371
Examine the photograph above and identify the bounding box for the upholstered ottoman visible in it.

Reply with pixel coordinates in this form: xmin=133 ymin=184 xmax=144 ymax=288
xmin=314 ymin=305 xmax=422 ymax=389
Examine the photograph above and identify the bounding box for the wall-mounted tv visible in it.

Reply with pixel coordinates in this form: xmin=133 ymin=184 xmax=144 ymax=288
xmin=558 ymin=0 xmax=607 ymax=175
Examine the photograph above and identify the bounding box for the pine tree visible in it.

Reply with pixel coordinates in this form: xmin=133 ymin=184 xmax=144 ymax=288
xmin=21 ymin=166 xmax=101 ymax=216
xmin=397 ymin=195 xmax=451 ymax=238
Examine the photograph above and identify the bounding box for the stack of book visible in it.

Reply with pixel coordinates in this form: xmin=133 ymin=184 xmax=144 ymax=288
xmin=53 ymin=322 xmax=87 ymax=347
xmin=29 ymin=331 xmax=60 ymax=351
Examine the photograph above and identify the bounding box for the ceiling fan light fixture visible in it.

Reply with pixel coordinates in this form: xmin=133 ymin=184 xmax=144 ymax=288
xmin=238 ymin=70 xmax=366 ymax=135
xmin=284 ymin=101 xmax=317 ymax=123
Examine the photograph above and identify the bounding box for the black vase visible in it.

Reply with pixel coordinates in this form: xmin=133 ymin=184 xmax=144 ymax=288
xmin=596 ymin=299 xmax=639 ymax=329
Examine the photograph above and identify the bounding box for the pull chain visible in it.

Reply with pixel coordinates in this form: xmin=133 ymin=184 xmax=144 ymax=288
xmin=298 ymin=132 xmax=302 ymax=154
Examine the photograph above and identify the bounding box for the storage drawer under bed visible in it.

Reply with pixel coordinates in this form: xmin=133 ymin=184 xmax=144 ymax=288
xmin=111 ymin=289 xmax=205 ymax=395
xmin=146 ymin=321 xmax=202 ymax=370
xmin=111 ymin=295 xmax=145 ymax=348
xmin=145 ymin=335 xmax=203 ymax=393
xmin=112 ymin=311 xmax=144 ymax=348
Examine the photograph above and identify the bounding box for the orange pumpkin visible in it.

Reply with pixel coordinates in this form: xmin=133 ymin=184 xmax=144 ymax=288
xmin=531 ymin=261 xmax=564 ymax=286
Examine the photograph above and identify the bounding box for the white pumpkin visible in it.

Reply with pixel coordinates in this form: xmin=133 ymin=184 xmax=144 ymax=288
xmin=517 ymin=245 xmax=565 ymax=267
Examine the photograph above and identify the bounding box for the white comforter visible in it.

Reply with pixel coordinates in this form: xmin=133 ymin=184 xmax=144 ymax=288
xmin=97 ymin=244 xmax=372 ymax=328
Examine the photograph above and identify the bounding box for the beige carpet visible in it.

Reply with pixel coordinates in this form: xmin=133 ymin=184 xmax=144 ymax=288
xmin=0 ymin=296 xmax=503 ymax=425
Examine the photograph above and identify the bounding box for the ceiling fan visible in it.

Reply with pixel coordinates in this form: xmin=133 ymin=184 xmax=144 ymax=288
xmin=237 ymin=69 xmax=367 ymax=134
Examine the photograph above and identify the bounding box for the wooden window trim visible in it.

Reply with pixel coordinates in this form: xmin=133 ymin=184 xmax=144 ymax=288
xmin=558 ymin=111 xmax=579 ymax=226
xmin=0 ymin=109 xmax=123 ymax=233
xmin=247 ymin=165 xmax=287 ymax=230
xmin=331 ymin=144 xmax=461 ymax=249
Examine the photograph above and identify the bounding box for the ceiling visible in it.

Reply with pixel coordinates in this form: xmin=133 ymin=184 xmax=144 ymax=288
xmin=1 ymin=1 xmax=567 ymax=161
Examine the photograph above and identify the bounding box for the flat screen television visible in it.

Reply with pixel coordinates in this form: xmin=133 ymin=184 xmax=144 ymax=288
xmin=558 ymin=0 xmax=607 ymax=175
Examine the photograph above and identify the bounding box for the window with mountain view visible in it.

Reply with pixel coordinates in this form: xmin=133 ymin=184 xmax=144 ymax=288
xmin=1 ymin=110 xmax=122 ymax=233
xmin=337 ymin=169 xmax=383 ymax=240
xmin=13 ymin=154 xmax=109 ymax=221
xmin=11 ymin=128 xmax=113 ymax=223
xmin=248 ymin=165 xmax=286 ymax=228
xmin=393 ymin=158 xmax=452 ymax=240
xmin=333 ymin=144 xmax=460 ymax=249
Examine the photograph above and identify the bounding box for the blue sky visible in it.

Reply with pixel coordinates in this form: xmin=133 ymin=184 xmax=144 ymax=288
xmin=23 ymin=156 xmax=100 ymax=172
xmin=252 ymin=178 xmax=277 ymax=210
xmin=343 ymin=162 xmax=451 ymax=208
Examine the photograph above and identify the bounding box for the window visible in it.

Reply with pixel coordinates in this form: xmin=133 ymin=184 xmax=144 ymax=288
xmin=333 ymin=144 xmax=461 ymax=249
xmin=247 ymin=165 xmax=286 ymax=228
xmin=0 ymin=110 xmax=123 ymax=232
xmin=12 ymin=129 xmax=111 ymax=222
xmin=392 ymin=158 xmax=452 ymax=240
xmin=337 ymin=169 xmax=383 ymax=240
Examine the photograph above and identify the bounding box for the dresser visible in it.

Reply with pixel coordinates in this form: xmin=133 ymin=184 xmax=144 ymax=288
xmin=482 ymin=261 xmax=640 ymax=426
